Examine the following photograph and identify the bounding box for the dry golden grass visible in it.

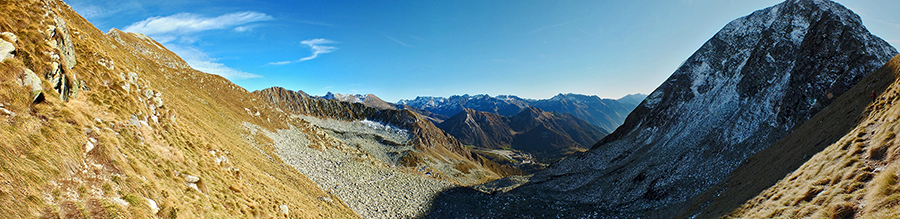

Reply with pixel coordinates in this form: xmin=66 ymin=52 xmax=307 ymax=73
xmin=719 ymin=54 xmax=900 ymax=218
xmin=0 ymin=0 xmax=357 ymax=218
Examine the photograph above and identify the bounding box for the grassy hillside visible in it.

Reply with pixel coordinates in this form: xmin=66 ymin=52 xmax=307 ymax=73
xmin=0 ymin=0 xmax=357 ymax=217
xmin=701 ymin=54 xmax=900 ymax=218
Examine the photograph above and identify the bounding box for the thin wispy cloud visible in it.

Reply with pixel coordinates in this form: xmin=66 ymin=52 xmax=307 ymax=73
xmin=68 ymin=0 xmax=144 ymax=20
xmin=529 ymin=17 xmax=586 ymax=34
xmin=269 ymin=38 xmax=338 ymax=65
xmin=122 ymin=11 xmax=272 ymax=80
xmin=123 ymin=11 xmax=273 ymax=43
xmin=383 ymin=34 xmax=414 ymax=48
xmin=166 ymin=44 xmax=262 ymax=79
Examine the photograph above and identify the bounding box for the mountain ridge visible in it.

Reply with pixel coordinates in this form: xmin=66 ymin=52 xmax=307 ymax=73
xmin=438 ymin=106 xmax=607 ymax=165
xmin=399 ymin=93 xmax=645 ymax=133
xmin=425 ymin=0 xmax=898 ymax=217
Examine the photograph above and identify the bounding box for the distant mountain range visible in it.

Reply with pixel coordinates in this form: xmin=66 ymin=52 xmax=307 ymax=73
xmin=399 ymin=93 xmax=647 ymax=133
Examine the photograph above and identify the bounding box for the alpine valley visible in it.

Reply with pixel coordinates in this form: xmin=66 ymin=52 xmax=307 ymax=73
xmin=1 ymin=0 xmax=900 ymax=219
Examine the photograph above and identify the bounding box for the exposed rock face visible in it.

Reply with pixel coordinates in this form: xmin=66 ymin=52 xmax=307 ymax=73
xmin=720 ymin=53 xmax=900 ymax=219
xmin=426 ymin=0 xmax=897 ymax=217
xmin=50 ymin=16 xmax=76 ymax=69
xmin=528 ymin=0 xmax=896 ymax=214
xmin=0 ymin=32 xmax=15 ymax=62
xmin=21 ymin=68 xmax=43 ymax=103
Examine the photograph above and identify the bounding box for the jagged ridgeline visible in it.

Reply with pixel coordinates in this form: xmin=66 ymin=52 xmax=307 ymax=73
xmin=0 ymin=0 xmax=512 ymax=218
xmin=426 ymin=0 xmax=897 ymax=218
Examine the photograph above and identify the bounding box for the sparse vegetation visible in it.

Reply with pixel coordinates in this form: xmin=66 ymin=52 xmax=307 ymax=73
xmin=720 ymin=54 xmax=900 ymax=218
xmin=0 ymin=0 xmax=357 ymax=217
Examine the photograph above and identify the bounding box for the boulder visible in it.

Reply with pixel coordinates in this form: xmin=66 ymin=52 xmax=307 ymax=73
xmin=84 ymin=141 xmax=95 ymax=153
xmin=21 ymin=68 xmax=43 ymax=103
xmin=279 ymin=205 xmax=289 ymax=215
xmin=146 ymin=198 xmax=159 ymax=214
xmin=184 ymin=174 xmax=200 ymax=183
xmin=0 ymin=34 xmax=14 ymax=62
xmin=1 ymin=32 xmax=17 ymax=43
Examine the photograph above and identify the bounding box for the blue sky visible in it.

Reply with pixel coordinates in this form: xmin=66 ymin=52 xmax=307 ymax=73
xmin=67 ymin=0 xmax=899 ymax=102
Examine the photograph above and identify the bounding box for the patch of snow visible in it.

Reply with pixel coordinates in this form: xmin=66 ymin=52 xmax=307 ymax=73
xmin=790 ymin=16 xmax=810 ymax=45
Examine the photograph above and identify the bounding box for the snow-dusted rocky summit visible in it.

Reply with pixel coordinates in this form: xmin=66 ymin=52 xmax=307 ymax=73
xmin=427 ymin=0 xmax=897 ymax=217
xmin=526 ymin=0 xmax=896 ymax=213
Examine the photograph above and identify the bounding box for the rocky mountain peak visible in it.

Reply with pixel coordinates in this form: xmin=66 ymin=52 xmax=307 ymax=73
xmin=538 ymin=0 xmax=896 ymax=213
xmin=427 ymin=0 xmax=897 ymax=217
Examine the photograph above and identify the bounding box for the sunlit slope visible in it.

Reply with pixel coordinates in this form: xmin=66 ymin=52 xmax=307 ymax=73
xmin=0 ymin=0 xmax=357 ymax=217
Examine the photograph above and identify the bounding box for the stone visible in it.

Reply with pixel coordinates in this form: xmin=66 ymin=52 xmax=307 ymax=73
xmin=110 ymin=197 xmax=129 ymax=207
xmin=0 ymin=107 xmax=14 ymax=117
xmin=146 ymin=198 xmax=159 ymax=214
xmin=69 ymin=73 xmax=79 ymax=99
xmin=0 ymin=38 xmax=14 ymax=62
xmin=48 ymin=62 xmax=60 ymax=79
xmin=144 ymin=89 xmax=154 ymax=99
xmin=58 ymin=74 xmax=68 ymax=101
xmin=45 ymin=25 xmax=56 ymax=38
xmin=187 ymin=182 xmax=200 ymax=192
xmin=184 ymin=174 xmax=200 ymax=183
xmin=85 ymin=141 xmax=95 ymax=153
xmin=129 ymin=114 xmax=141 ymax=127
xmin=127 ymin=72 xmax=138 ymax=84
xmin=152 ymin=96 xmax=163 ymax=107
xmin=21 ymin=68 xmax=43 ymax=103
xmin=279 ymin=205 xmax=289 ymax=215
xmin=1 ymin=32 xmax=17 ymax=43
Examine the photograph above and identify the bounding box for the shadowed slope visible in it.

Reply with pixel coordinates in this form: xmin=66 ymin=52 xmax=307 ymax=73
xmin=720 ymin=54 xmax=900 ymax=218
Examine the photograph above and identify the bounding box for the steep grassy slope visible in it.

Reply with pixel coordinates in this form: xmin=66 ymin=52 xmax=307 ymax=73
xmin=0 ymin=0 xmax=357 ymax=217
xmin=717 ymin=55 xmax=900 ymax=218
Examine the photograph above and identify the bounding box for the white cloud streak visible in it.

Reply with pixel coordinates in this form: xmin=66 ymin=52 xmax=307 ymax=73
xmin=383 ymin=34 xmax=414 ymax=48
xmin=166 ymin=44 xmax=262 ymax=79
xmin=269 ymin=38 xmax=338 ymax=65
xmin=123 ymin=11 xmax=273 ymax=40
xmin=122 ymin=11 xmax=271 ymax=80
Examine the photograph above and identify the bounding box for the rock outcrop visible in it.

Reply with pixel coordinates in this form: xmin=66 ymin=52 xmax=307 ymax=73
xmin=21 ymin=68 xmax=44 ymax=103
